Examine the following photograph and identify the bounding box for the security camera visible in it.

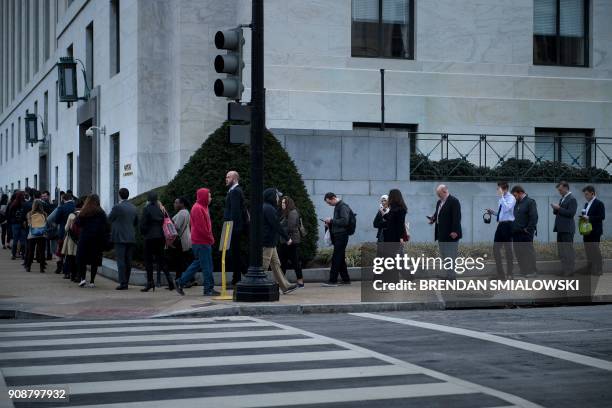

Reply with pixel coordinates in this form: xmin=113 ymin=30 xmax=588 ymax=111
xmin=86 ymin=127 xmax=94 ymax=138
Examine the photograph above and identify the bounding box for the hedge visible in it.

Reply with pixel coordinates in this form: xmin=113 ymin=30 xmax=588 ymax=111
xmin=410 ymin=154 xmax=612 ymax=182
xmin=126 ymin=122 xmax=318 ymax=270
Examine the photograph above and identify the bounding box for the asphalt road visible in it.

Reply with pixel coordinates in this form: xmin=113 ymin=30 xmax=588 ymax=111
xmin=271 ymin=304 xmax=612 ymax=408
xmin=0 ymin=305 xmax=610 ymax=407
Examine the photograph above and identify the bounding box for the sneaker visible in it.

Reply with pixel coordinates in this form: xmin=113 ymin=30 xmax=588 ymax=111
xmin=78 ymin=280 xmax=87 ymax=287
xmin=88 ymin=283 xmax=96 ymax=288
xmin=115 ymin=285 xmax=128 ymax=290
xmin=203 ymin=289 xmax=221 ymax=296
xmin=338 ymin=280 xmax=351 ymax=285
xmin=321 ymin=281 xmax=338 ymax=287
xmin=282 ymin=284 xmax=298 ymax=294
xmin=297 ymin=282 xmax=305 ymax=288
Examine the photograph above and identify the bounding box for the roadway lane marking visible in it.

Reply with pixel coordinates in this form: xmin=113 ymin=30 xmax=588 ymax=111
xmin=0 ymin=338 xmax=329 ymax=360
xmin=34 ymin=365 xmax=418 ymax=395
xmin=65 ymin=383 xmax=476 ymax=408
xmin=2 ymin=350 xmax=363 ymax=377
xmin=488 ymin=328 xmax=612 ymax=335
xmin=259 ymin=317 xmax=543 ymax=408
xmin=0 ymin=329 xmax=296 ymax=348
xmin=0 ymin=322 xmax=270 ymax=337
xmin=0 ymin=316 xmax=254 ymax=329
xmin=352 ymin=313 xmax=612 ymax=372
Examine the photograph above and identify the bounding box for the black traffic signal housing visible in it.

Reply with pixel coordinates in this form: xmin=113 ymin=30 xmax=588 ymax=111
xmin=214 ymin=28 xmax=245 ymax=101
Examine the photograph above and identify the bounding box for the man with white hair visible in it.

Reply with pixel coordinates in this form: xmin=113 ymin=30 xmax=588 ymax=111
xmin=428 ymin=184 xmax=462 ymax=280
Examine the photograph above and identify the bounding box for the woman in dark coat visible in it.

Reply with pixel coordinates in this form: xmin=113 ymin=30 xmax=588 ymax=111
xmin=381 ymin=189 xmax=408 ymax=243
xmin=140 ymin=191 xmax=174 ymax=292
xmin=7 ymin=192 xmax=27 ymax=260
xmin=75 ymin=194 xmax=108 ymax=288
xmin=278 ymin=196 xmax=304 ymax=287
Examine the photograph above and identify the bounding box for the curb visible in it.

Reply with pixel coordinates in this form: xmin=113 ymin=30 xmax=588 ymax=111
xmin=0 ymin=309 xmax=60 ymax=320
xmin=100 ymin=257 xmax=609 ymax=286
xmin=152 ymin=300 xmax=447 ymax=318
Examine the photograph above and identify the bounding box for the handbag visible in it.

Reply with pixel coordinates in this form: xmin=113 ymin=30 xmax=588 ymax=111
xmin=579 ymin=218 xmax=592 ymax=236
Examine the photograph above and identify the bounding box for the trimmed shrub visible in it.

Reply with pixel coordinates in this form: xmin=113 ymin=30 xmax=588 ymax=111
xmin=157 ymin=122 xmax=318 ymax=268
xmin=411 ymin=154 xmax=612 ymax=182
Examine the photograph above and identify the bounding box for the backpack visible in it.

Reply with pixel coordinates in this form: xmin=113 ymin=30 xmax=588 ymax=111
xmin=347 ymin=207 xmax=357 ymax=236
xmin=162 ymin=213 xmax=178 ymax=246
xmin=29 ymin=213 xmax=48 ymax=237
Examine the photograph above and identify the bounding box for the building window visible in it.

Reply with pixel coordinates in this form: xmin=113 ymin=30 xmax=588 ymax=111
xmin=4 ymin=130 xmax=7 ymax=162
xmin=351 ymin=0 xmax=414 ymax=59
xmin=110 ymin=0 xmax=121 ymax=76
xmin=18 ymin=116 xmax=21 ymax=154
xmin=24 ymin=0 xmax=30 ymax=81
xmin=533 ymin=0 xmax=589 ymax=67
xmin=111 ymin=133 xmax=120 ymax=204
xmin=67 ymin=152 xmax=73 ymax=191
xmin=11 ymin=123 xmax=14 ymax=158
xmin=55 ymin=81 xmax=59 ymax=130
xmin=33 ymin=0 xmax=39 ymax=73
xmin=535 ymin=128 xmax=592 ymax=167
xmin=44 ymin=91 xmax=49 ymax=137
xmin=44 ymin=0 xmax=50 ymax=61
xmin=25 ymin=109 xmax=29 ymax=150
xmin=86 ymin=22 xmax=94 ymax=90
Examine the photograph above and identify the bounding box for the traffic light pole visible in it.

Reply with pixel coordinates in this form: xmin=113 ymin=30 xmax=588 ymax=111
xmin=234 ymin=0 xmax=280 ymax=302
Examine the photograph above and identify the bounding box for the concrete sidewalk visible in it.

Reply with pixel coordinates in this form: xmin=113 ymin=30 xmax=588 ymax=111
xmin=2 ymin=249 xmax=610 ymax=319
xmin=0 ymin=249 xmax=441 ymax=319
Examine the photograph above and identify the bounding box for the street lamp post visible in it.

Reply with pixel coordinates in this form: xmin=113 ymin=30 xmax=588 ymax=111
xmin=234 ymin=0 xmax=280 ymax=302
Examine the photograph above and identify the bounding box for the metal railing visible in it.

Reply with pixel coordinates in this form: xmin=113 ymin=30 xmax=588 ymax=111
xmin=409 ymin=132 xmax=612 ymax=182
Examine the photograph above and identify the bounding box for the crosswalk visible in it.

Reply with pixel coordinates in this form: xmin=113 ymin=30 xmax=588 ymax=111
xmin=0 ymin=317 xmax=540 ymax=408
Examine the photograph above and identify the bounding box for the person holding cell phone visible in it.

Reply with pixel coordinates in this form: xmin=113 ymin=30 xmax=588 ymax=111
xmin=551 ymin=181 xmax=577 ymax=277
xmin=429 ymin=185 xmax=462 ymax=280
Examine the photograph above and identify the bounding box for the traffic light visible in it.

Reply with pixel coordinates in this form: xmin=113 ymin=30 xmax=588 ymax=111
xmin=214 ymin=28 xmax=245 ymax=101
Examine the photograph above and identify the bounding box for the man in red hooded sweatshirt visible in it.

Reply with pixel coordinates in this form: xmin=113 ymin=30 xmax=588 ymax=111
xmin=175 ymin=188 xmax=219 ymax=296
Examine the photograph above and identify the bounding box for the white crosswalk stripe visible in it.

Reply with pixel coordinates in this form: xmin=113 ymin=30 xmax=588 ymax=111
xmin=0 ymin=317 xmax=541 ymax=408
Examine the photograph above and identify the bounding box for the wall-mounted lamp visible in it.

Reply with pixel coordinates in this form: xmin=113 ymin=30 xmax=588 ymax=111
xmin=24 ymin=113 xmax=48 ymax=146
xmin=57 ymin=56 xmax=91 ymax=102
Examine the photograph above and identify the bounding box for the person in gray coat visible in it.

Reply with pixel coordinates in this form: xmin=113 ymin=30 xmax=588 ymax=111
xmin=551 ymin=180 xmax=577 ymax=276
xmin=511 ymin=185 xmax=538 ymax=277
xmin=108 ymin=188 xmax=139 ymax=290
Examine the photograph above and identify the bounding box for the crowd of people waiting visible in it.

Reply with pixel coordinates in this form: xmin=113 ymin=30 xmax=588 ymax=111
xmin=0 ymin=170 xmax=308 ymax=296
